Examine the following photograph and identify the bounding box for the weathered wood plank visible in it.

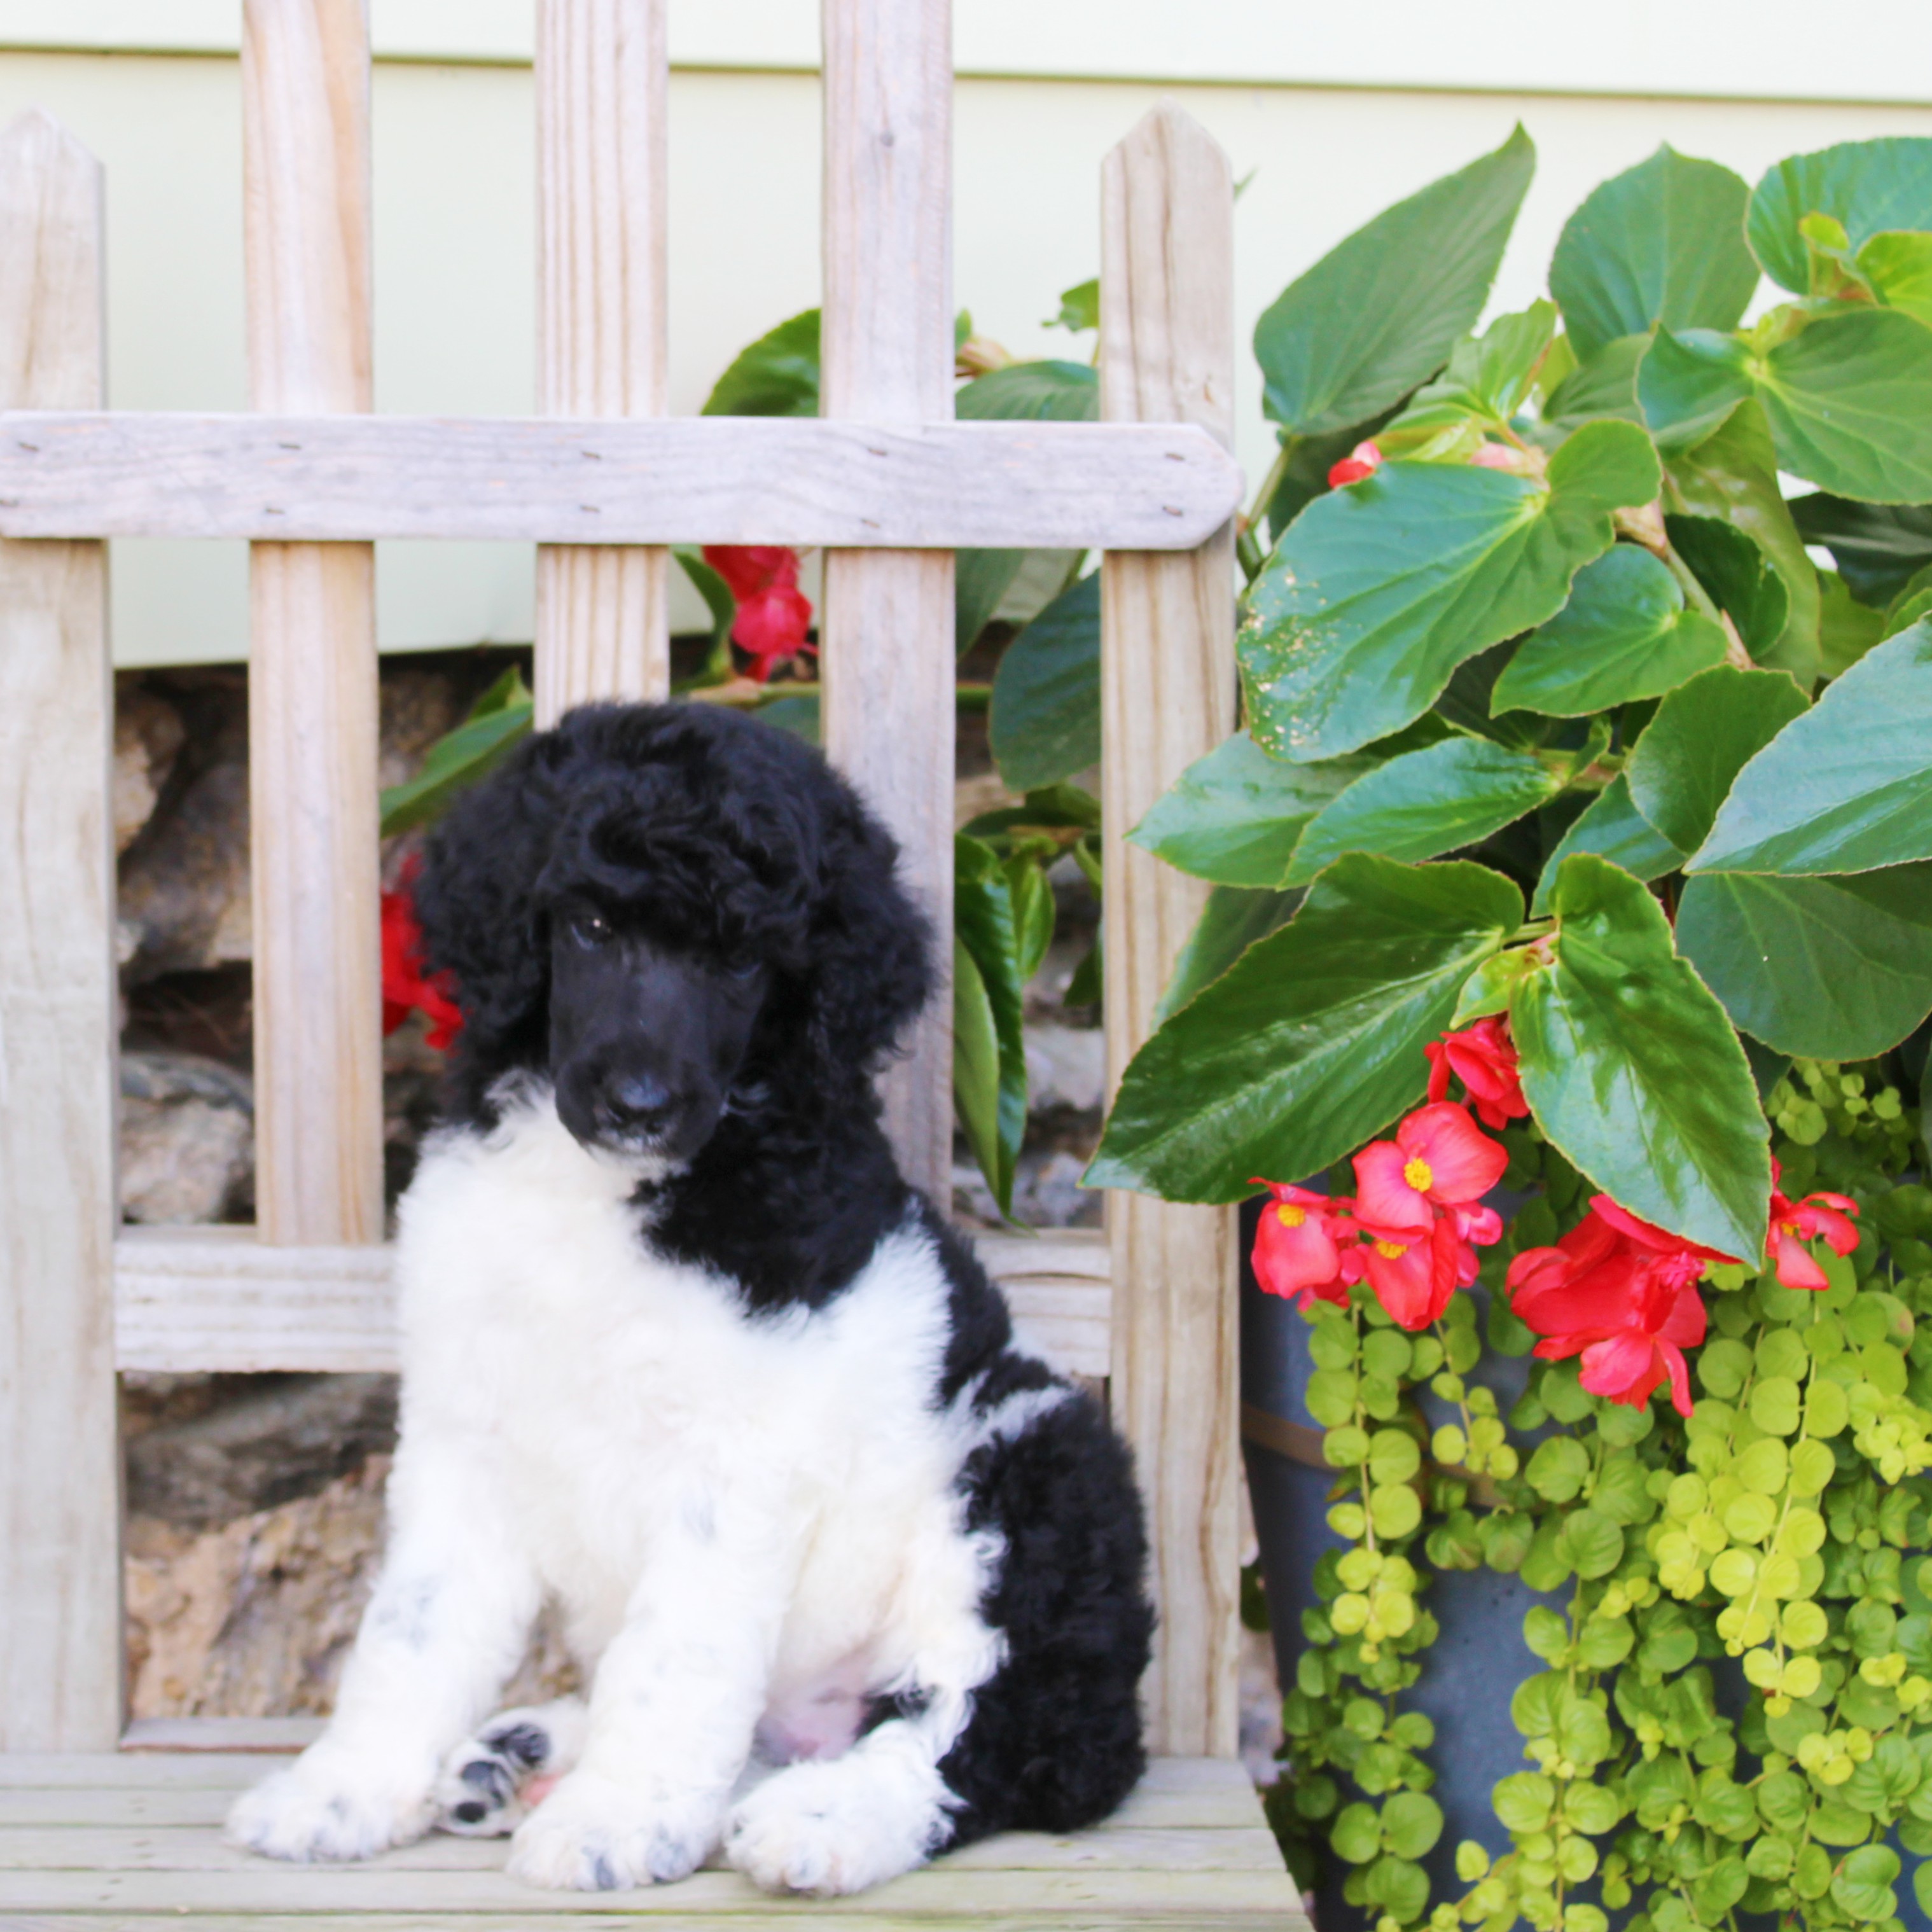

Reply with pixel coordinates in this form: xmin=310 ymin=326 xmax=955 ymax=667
xmin=0 ymin=108 xmax=119 ymax=1757
xmin=0 ymin=1824 xmax=1286 ymax=1874
xmin=0 ymin=1916 xmax=1302 ymax=1932
xmin=1099 ymin=105 xmax=1242 ymax=1762
xmin=819 ymin=0 xmax=957 ymax=1202
xmin=0 ymin=414 xmax=1240 ymax=549
xmin=242 ymin=0 xmax=383 ymax=1246
xmin=112 ymin=1228 xmax=1111 ymax=1380
xmin=533 ymin=0 xmax=670 ymax=723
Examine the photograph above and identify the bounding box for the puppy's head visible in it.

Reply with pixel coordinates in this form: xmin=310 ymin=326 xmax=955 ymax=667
xmin=414 ymin=702 xmax=933 ymax=1161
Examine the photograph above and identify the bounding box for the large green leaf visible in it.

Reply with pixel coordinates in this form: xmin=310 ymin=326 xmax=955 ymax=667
xmin=1128 ymin=731 xmax=1369 ymax=888
xmin=1790 ymin=494 xmax=1932 ymax=607
xmin=1240 ymin=420 xmax=1660 ymax=763
xmin=952 ymin=936 xmax=1005 ymax=1211
xmin=1625 ymin=664 xmax=1810 ymax=855
xmin=1087 ymin=856 xmax=1521 ymax=1203
xmin=1492 ymin=544 xmax=1730 ymax=716
xmin=1384 ymin=302 xmax=1557 ymax=447
xmin=1677 ymin=865 xmax=1932 ymax=1059
xmin=956 ymin=549 xmax=1025 ymax=656
xmin=1254 ymin=125 xmax=1534 ymax=436
xmin=954 ymin=834 xmax=1028 ymax=1214
xmin=988 ymin=571 xmax=1099 ymax=791
xmin=1860 ymin=230 xmax=1932 ymax=324
xmin=1638 ymin=327 xmax=1756 ymax=452
xmin=379 ymin=667 xmax=534 ymax=837
xmin=1543 ymin=333 xmax=1649 ymax=429
xmin=1665 ymin=514 xmax=1789 ymax=658
xmin=1157 ymin=885 xmax=1300 ymax=1023
xmin=1664 ymin=400 xmax=1819 ymax=683
xmin=1690 ymin=621 xmax=1932 ymax=876
xmin=1551 ymin=146 xmax=1759 ymax=362
xmin=1749 ymin=139 xmax=1932 ymax=295
xmin=1818 ymin=567 xmax=1887 ymax=676
xmin=1510 ymin=854 xmax=1770 ymax=1258
xmin=1284 ymin=738 xmax=1562 ymax=885
xmin=1531 ymin=776 xmax=1685 ymax=917
xmin=701 ymin=308 xmax=821 ymax=417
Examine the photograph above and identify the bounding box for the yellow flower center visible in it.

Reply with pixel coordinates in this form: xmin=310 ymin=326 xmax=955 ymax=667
xmin=1277 ymin=1204 xmax=1307 ymax=1229
xmin=1375 ymin=1239 xmax=1409 ymax=1260
xmin=1403 ymin=1157 xmax=1434 ymax=1192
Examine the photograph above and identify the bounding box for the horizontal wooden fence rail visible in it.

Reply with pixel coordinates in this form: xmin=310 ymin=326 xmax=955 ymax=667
xmin=0 ymin=413 xmax=1241 ymax=548
xmin=113 ymin=1225 xmax=1114 ymax=1382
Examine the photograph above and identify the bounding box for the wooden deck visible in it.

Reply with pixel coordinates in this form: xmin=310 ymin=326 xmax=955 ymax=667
xmin=0 ymin=1744 xmax=1304 ymax=1929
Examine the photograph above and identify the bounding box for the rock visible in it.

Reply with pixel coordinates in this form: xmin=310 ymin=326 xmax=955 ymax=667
xmin=114 ymin=686 xmax=186 ymax=855
xmin=951 ymin=1146 xmax=1102 ymax=1231
xmin=124 ymin=1372 xmax=397 ymax=1529
xmin=1024 ymin=1022 xmax=1106 ymax=1115
xmin=379 ymin=667 xmax=464 ymax=792
xmin=119 ymin=1048 xmax=254 ymax=1224
xmin=954 ymin=769 xmax=1018 ymax=827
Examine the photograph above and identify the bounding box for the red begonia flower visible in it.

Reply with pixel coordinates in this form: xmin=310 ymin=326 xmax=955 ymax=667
xmin=1326 ymin=441 xmax=1382 ymax=488
xmin=1353 ymin=1102 xmax=1509 ymax=1239
xmin=1425 ymin=1017 xmax=1529 ymax=1130
xmin=380 ymin=859 xmax=464 ymax=1051
xmin=1767 ymin=1158 xmax=1860 ymax=1290
xmin=701 ymin=545 xmax=816 ymax=683
xmin=1342 ymin=1217 xmax=1464 ymax=1330
xmin=1251 ymin=1180 xmax=1355 ymax=1311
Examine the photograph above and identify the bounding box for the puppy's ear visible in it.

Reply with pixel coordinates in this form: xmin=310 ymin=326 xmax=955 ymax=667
xmin=805 ymin=784 xmax=936 ymax=1080
xmin=412 ymin=732 xmax=568 ymax=1077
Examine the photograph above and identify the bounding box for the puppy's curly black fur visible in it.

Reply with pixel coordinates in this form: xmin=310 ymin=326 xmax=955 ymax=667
xmin=412 ymin=701 xmax=1153 ymax=1849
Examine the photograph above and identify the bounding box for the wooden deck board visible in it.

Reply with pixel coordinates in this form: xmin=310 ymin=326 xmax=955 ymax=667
xmin=0 ymin=1753 xmax=1303 ymax=1926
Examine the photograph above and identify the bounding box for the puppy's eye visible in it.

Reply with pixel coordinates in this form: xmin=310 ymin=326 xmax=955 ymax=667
xmin=567 ymin=911 xmax=612 ymax=949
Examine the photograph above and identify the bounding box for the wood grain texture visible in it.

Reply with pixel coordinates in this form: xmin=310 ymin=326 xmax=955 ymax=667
xmin=111 ymin=1227 xmax=1109 ymax=1380
xmin=0 ymin=109 xmax=120 ymax=1755
xmin=534 ymin=0 xmax=669 ymax=724
xmin=1099 ymin=104 xmax=1241 ymax=1761
xmin=0 ymin=414 xmax=1239 ymax=547
xmin=819 ymin=0 xmax=956 ymax=1204
xmin=242 ymin=0 xmax=382 ymax=1245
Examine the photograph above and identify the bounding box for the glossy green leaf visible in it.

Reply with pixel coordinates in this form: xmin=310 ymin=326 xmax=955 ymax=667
xmin=1859 ymin=229 xmax=1932 ymax=324
xmin=1241 ymin=420 xmax=1660 ymax=763
xmin=1509 ymin=854 xmax=1771 ymax=1258
xmin=1088 ymin=855 xmax=1522 ymax=1204
xmin=1638 ymin=327 xmax=1756 ymax=452
xmin=989 ymin=571 xmax=1099 ymax=791
xmin=1749 ymin=138 xmax=1932 ymax=295
xmin=1664 ymin=400 xmax=1819 ymax=683
xmin=954 ymin=835 xmax=1029 ymax=1214
xmin=1254 ymin=125 xmax=1534 ymax=436
xmin=1551 ymin=147 xmax=1758 ymax=361
xmin=1286 ymin=739 xmax=1562 ymax=884
xmin=1004 ymin=851 xmax=1057 ymax=986
xmin=956 ymin=359 xmax=1099 ymax=423
xmin=1791 ymin=494 xmax=1932 ymax=606
xmin=1625 ymin=664 xmax=1810 ymax=856
xmin=955 ymin=548 xmax=1025 ymax=656
xmin=1819 ymin=567 xmax=1887 ymax=676
xmin=1532 ymin=777 xmax=1685 ymax=917
xmin=701 ymin=308 xmax=821 ymax=417
xmin=1493 ymin=544 xmax=1730 ymax=716
xmin=1384 ymin=302 xmax=1557 ymax=443
xmin=1128 ymin=731 xmax=1369 ymax=888
xmin=951 ymin=936 xmax=1004 ymax=1213
xmin=379 ymin=667 xmax=534 ymax=837
xmin=672 ymin=546 xmax=737 ymax=656
xmin=1665 ymin=514 xmax=1789 ymax=658
xmin=1690 ymin=621 xmax=1932 ymax=875
xmin=1157 ymin=886 xmax=1300 ymax=1023
xmin=1677 ymin=865 xmax=1932 ymax=1058
xmin=1543 ymin=333 xmax=1649 ymax=428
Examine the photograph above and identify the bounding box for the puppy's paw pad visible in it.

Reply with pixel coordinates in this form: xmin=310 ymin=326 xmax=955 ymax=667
xmin=506 ymin=1772 xmax=716 ymax=1891
xmin=433 ymin=1716 xmax=557 ymax=1838
xmin=226 ymin=1758 xmax=432 ymax=1863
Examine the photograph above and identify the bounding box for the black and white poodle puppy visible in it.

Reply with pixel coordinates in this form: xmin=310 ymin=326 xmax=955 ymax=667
xmin=227 ymin=701 xmax=1153 ymax=1895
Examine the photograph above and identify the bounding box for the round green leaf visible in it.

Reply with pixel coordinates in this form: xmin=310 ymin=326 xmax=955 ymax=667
xmin=1510 ymin=854 xmax=1772 ymax=1260
xmin=1749 ymin=138 xmax=1932 ymax=295
xmin=1493 ymin=1772 xmax=1556 ymax=1832
xmin=1565 ymin=1781 xmax=1623 ymax=1835
xmin=1332 ymin=1800 xmax=1383 ymax=1864
xmin=1560 ymin=1508 xmax=1626 ymax=1580
xmin=1552 ymin=146 xmax=1759 ymax=362
xmin=1690 ymin=623 xmax=1932 ymax=876
xmin=1676 ymin=865 xmax=1932 ymax=1059
xmin=1526 ymin=1436 xmax=1592 ymax=1503
xmin=1370 ymin=1482 xmax=1422 ymax=1538
xmin=1088 ymin=854 xmax=1521 ymax=1203
xmin=1369 ymin=1429 xmax=1422 ymax=1485
xmin=1241 ymin=421 xmax=1662 ymax=764
xmin=1831 ymin=1843 xmax=1901 ymax=1922
xmin=1381 ymin=1791 xmax=1445 ymax=1861
xmin=1789 ymin=1438 xmax=1837 ymax=1496
xmin=1750 ymin=1375 xmax=1803 ymax=1436
xmin=1697 ymin=1337 xmax=1754 ymax=1398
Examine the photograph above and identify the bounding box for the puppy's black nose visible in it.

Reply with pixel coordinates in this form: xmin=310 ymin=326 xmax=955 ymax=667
xmin=602 ymin=1072 xmax=674 ymax=1134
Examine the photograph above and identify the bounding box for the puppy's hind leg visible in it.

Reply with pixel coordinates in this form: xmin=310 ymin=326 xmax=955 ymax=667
xmin=434 ymin=1698 xmax=589 ymax=1837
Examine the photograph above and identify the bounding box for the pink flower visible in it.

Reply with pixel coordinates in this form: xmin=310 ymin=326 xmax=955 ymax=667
xmin=701 ymin=545 xmax=816 ymax=683
xmin=1470 ymin=441 xmax=1518 ymax=471
xmin=1767 ymin=1159 xmax=1859 ymax=1290
xmin=1345 ymin=1218 xmax=1468 ymax=1330
xmin=1326 ymin=441 xmax=1382 ymax=488
xmin=1425 ymin=1017 xmax=1529 ymax=1131
xmin=1353 ymin=1102 xmax=1510 ymax=1240
xmin=1251 ymin=1181 xmax=1355 ymax=1311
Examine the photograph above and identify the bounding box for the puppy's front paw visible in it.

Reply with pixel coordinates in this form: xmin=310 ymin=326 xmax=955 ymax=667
xmin=507 ymin=1769 xmax=719 ymax=1890
xmin=726 ymin=1758 xmax=943 ymax=1895
xmin=433 ymin=1709 xmax=569 ymax=1837
xmin=226 ymin=1749 xmax=435 ymax=1863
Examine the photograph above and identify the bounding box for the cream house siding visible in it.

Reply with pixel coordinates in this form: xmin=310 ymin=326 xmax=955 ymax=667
xmin=0 ymin=10 xmax=1928 ymax=664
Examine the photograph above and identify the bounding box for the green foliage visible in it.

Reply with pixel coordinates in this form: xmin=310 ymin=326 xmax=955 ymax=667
xmin=699 ymin=307 xmax=821 ymax=418
xmin=378 ymin=667 xmax=533 ymax=837
xmin=987 ymin=571 xmax=1099 ymax=791
xmin=952 ymin=833 xmax=1029 ymax=1217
